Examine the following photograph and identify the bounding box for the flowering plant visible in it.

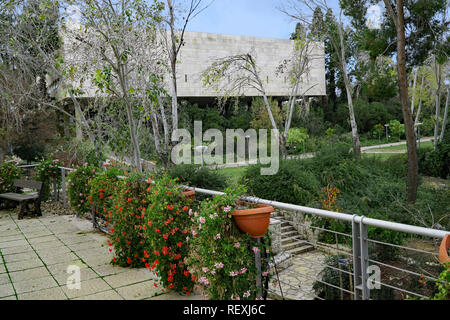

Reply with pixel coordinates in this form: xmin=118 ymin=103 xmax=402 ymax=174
xmin=67 ymin=164 xmax=98 ymax=215
xmin=0 ymin=162 xmax=21 ymax=193
xmin=187 ymin=186 xmax=271 ymax=300
xmin=141 ymin=175 xmax=196 ymax=294
xmin=35 ymin=159 xmax=63 ymax=200
xmin=88 ymin=165 xmax=123 ymax=217
xmin=107 ymin=172 xmax=151 ymax=268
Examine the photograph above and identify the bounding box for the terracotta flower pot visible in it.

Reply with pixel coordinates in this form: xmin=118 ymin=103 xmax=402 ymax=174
xmin=231 ymin=201 xmax=274 ymax=238
xmin=438 ymin=234 xmax=450 ymax=265
xmin=182 ymin=189 xmax=195 ymax=200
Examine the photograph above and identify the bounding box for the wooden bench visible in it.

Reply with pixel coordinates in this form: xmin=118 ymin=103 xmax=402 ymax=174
xmin=0 ymin=179 xmax=44 ymax=219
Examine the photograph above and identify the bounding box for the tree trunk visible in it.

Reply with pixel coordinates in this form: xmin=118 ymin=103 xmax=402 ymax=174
xmin=396 ymin=0 xmax=418 ymax=203
xmin=414 ymin=75 xmax=424 ymax=126
xmin=337 ymin=22 xmax=361 ymax=158
xmin=410 ymin=68 xmax=417 ymax=115
xmin=433 ymin=60 xmax=441 ymax=150
xmin=439 ymin=89 xmax=449 ymax=142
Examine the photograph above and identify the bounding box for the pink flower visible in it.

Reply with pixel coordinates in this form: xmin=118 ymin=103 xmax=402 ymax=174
xmin=234 ymin=242 xmax=241 ymax=248
xmin=252 ymin=247 xmax=260 ymax=254
xmin=199 ymin=217 xmax=206 ymax=224
xmin=223 ymin=205 xmax=231 ymax=212
xmin=214 ymin=262 xmax=224 ymax=269
xmin=240 ymin=267 xmax=247 ymax=274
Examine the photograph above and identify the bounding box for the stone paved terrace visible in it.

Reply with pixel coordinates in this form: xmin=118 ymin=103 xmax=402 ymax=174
xmin=0 ymin=209 xmax=204 ymax=300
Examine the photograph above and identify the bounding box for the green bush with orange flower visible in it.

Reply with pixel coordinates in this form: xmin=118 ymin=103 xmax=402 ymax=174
xmin=141 ymin=175 xmax=197 ymax=295
xmin=107 ymin=172 xmax=151 ymax=268
xmin=0 ymin=162 xmax=21 ymax=194
xmin=88 ymin=166 xmax=123 ymax=218
xmin=67 ymin=164 xmax=98 ymax=216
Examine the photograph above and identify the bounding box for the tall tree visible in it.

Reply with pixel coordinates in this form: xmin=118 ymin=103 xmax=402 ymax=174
xmin=160 ymin=0 xmax=213 ymax=132
xmin=281 ymin=1 xmax=362 ymax=157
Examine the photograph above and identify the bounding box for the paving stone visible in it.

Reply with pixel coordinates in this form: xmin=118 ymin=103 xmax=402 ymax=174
xmin=0 ymin=273 xmax=10 ymax=285
xmin=6 ymin=258 xmax=44 ymax=272
xmin=53 ymin=266 xmax=99 ymax=286
xmin=32 ymin=240 xmax=66 ymax=251
xmin=81 ymin=254 xmax=113 ymax=267
xmin=61 ymin=277 xmax=111 ymax=299
xmin=0 ymin=264 xmax=5 ymax=274
xmin=22 ymin=231 xmax=53 ymax=239
xmin=3 ymin=251 xmax=39 ymax=263
xmin=47 ymin=259 xmax=88 ymax=275
xmin=0 ymin=245 xmax=33 ymax=255
xmin=73 ymin=289 xmax=124 ymax=300
xmin=91 ymin=264 xmax=130 ymax=277
xmin=0 ymin=295 xmax=17 ymax=300
xmin=35 ymin=245 xmax=72 ymax=256
xmin=9 ymin=266 xmax=50 ymax=283
xmin=0 ymin=239 xmax=29 ymax=249
xmin=18 ymin=286 xmax=67 ymax=300
xmin=115 ymin=280 xmax=159 ymax=300
xmin=0 ymin=282 xmax=15 ymax=298
xmin=0 ymin=234 xmax=24 ymax=242
xmin=103 ymin=269 xmax=155 ymax=288
xmin=40 ymin=252 xmax=79 ymax=266
xmin=14 ymin=276 xmax=59 ymax=294
xmin=28 ymin=235 xmax=61 ymax=245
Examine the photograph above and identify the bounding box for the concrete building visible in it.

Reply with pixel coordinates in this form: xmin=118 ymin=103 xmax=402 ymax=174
xmin=175 ymin=31 xmax=326 ymax=102
xmin=56 ymin=27 xmax=325 ymax=105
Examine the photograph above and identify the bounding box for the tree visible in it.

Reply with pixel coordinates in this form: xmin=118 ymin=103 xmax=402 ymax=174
xmin=280 ymin=1 xmax=362 ymax=158
xmin=160 ymin=0 xmax=213 ymax=132
xmin=0 ymin=0 xmax=61 ymax=162
xmin=65 ymin=0 xmax=165 ymax=172
xmin=341 ymin=0 xmax=448 ymax=202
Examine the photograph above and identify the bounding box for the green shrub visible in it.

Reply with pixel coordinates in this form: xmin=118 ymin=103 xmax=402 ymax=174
xmin=165 ymin=164 xmax=227 ymax=191
xmin=88 ymin=166 xmax=124 ymax=217
xmin=0 ymin=162 xmax=21 ymax=193
xmin=242 ymin=159 xmax=321 ymax=206
xmin=141 ymin=175 xmax=197 ymax=294
xmin=107 ymin=172 xmax=150 ymax=268
xmin=67 ymin=164 xmax=98 ymax=216
xmin=418 ymin=124 xmax=450 ymax=179
xmin=286 ymin=127 xmax=309 ymax=153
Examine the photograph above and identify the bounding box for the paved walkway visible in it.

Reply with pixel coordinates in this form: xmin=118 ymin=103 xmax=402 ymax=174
xmin=0 ymin=209 xmax=203 ymax=300
xmin=268 ymin=251 xmax=327 ymax=300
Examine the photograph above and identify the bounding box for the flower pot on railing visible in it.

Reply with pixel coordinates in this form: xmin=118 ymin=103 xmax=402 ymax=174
xmin=438 ymin=234 xmax=450 ymax=265
xmin=231 ymin=201 xmax=274 ymax=238
xmin=182 ymin=189 xmax=195 ymax=200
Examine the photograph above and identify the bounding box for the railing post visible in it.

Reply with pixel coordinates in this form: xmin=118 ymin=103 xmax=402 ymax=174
xmin=53 ymin=176 xmax=58 ymax=201
xmin=352 ymin=215 xmax=370 ymax=300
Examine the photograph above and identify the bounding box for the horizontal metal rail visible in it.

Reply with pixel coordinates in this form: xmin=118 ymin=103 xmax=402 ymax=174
xmin=182 ymin=185 xmax=449 ymax=239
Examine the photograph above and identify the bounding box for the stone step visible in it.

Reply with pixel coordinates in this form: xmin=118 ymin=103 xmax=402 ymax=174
xmin=280 ymin=221 xmax=292 ymax=228
xmin=281 ymin=230 xmax=299 ymax=238
xmin=281 ymin=225 xmax=295 ymax=232
xmin=282 ymin=239 xmax=309 ymax=251
xmin=285 ymin=244 xmax=315 ymax=256
xmin=281 ymin=235 xmax=303 ymax=245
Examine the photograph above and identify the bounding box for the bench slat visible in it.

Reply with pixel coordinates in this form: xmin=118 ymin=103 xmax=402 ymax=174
xmin=0 ymin=193 xmax=39 ymax=201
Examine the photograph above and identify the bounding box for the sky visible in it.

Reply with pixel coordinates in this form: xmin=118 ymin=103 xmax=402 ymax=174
xmin=184 ymin=0 xmax=379 ymax=39
xmin=185 ymin=0 xmax=299 ymax=40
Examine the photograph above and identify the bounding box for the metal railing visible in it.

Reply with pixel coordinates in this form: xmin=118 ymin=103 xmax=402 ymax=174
xmin=15 ymin=163 xmax=450 ymax=300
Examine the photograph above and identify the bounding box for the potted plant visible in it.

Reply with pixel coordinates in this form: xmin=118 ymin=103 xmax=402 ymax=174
xmin=439 ymin=234 xmax=450 ymax=264
xmin=231 ymin=201 xmax=274 ymax=238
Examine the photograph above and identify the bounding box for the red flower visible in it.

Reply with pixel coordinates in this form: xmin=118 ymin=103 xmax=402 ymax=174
xmin=163 ymin=233 xmax=169 ymax=239
xmin=128 ymin=198 xmax=133 ymax=202
xmin=154 ymin=250 xmax=159 ymax=256
xmin=182 ymin=206 xmax=189 ymax=211
xmin=162 ymin=246 xmax=168 ymax=255
xmin=184 ymin=270 xmax=189 ymax=277
xmin=148 ymin=220 xmax=152 ymax=226
xmin=177 ymin=242 xmax=183 ymax=248
xmin=127 ymin=257 xmax=131 ymax=264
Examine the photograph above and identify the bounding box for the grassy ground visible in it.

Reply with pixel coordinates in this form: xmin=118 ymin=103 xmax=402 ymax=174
xmin=216 ymin=166 xmax=248 ymax=187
